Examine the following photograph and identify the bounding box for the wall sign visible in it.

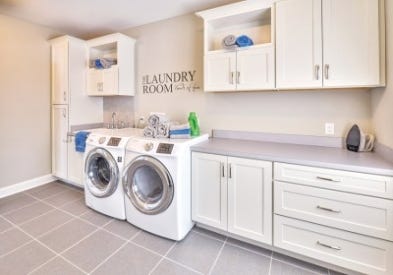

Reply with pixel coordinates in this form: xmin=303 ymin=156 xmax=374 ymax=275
xmin=142 ymin=70 xmax=200 ymax=94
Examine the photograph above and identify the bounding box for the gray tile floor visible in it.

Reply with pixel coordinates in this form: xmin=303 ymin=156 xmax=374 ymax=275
xmin=0 ymin=181 xmax=346 ymax=275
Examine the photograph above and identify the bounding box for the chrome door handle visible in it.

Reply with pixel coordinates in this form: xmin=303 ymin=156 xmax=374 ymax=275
xmin=315 ymin=65 xmax=320 ymax=80
xmin=63 ymin=91 xmax=66 ymax=102
xmin=317 ymin=205 xmax=341 ymax=213
xmin=229 ymin=164 xmax=232 ymax=179
xmin=230 ymin=72 xmax=234 ymax=84
xmin=317 ymin=241 xmax=341 ymax=251
xmin=62 ymin=109 xmax=66 ymax=118
xmin=316 ymin=176 xmax=340 ymax=183
xmin=221 ymin=162 xmax=225 ymax=178
xmin=237 ymin=72 xmax=240 ymax=84
xmin=324 ymin=64 xmax=330 ymax=79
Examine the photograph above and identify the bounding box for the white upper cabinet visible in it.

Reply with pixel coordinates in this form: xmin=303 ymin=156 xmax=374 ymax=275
xmin=276 ymin=0 xmax=385 ymax=89
xmin=276 ymin=0 xmax=322 ymax=89
xmin=51 ymin=40 xmax=69 ymax=104
xmin=197 ymin=0 xmax=275 ymax=92
xmin=87 ymin=33 xmax=135 ymax=96
xmin=322 ymin=0 xmax=382 ymax=87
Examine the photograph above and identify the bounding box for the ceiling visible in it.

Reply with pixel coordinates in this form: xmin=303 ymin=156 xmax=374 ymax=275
xmin=0 ymin=0 xmax=239 ymax=38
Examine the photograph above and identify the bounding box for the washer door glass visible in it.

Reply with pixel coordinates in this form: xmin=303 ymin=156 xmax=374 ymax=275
xmin=123 ymin=155 xmax=174 ymax=215
xmin=85 ymin=148 xmax=119 ymax=198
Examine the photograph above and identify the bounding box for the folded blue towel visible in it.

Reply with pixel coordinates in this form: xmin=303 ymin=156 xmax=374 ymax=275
xmin=236 ymin=35 xmax=254 ymax=47
xmin=169 ymin=129 xmax=191 ymax=135
xmin=75 ymin=131 xmax=90 ymax=153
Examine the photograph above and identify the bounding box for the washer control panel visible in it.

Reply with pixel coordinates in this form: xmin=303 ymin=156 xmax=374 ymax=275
xmin=156 ymin=143 xmax=174 ymax=154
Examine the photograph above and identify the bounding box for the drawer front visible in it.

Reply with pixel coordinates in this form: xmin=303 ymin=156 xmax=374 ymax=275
xmin=274 ymin=163 xmax=393 ymax=199
xmin=274 ymin=215 xmax=393 ymax=275
xmin=274 ymin=181 xmax=393 ymax=241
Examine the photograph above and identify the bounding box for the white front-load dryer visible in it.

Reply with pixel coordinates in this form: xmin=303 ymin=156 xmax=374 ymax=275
xmin=122 ymin=134 xmax=208 ymax=240
xmin=83 ymin=128 xmax=142 ymax=219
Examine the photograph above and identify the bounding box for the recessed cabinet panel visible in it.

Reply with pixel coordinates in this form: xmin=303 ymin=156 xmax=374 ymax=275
xmin=204 ymin=52 xmax=236 ymax=92
xmin=323 ymin=0 xmax=381 ymax=87
xmin=228 ymin=157 xmax=272 ymax=244
xmin=52 ymin=41 xmax=69 ymax=104
xmin=52 ymin=105 xmax=68 ymax=179
xmin=276 ymin=0 xmax=322 ymax=89
xmin=192 ymin=153 xmax=227 ymax=230
xmin=236 ymin=46 xmax=275 ymax=90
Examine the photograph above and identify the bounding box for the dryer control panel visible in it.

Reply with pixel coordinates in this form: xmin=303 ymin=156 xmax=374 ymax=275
xmin=156 ymin=143 xmax=174 ymax=154
xmin=107 ymin=137 xmax=122 ymax=147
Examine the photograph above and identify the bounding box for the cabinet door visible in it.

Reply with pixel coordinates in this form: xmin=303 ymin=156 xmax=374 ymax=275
xmin=204 ymin=52 xmax=236 ymax=92
xmin=227 ymin=157 xmax=272 ymax=244
xmin=103 ymin=66 xmax=119 ymax=95
xmin=87 ymin=69 xmax=104 ymax=95
xmin=322 ymin=0 xmax=381 ymax=87
xmin=67 ymin=140 xmax=84 ymax=187
xmin=236 ymin=46 xmax=275 ymax=91
xmin=276 ymin=0 xmax=323 ymax=89
xmin=51 ymin=41 xmax=69 ymax=104
xmin=192 ymin=152 xmax=228 ymax=230
xmin=52 ymin=105 xmax=68 ymax=179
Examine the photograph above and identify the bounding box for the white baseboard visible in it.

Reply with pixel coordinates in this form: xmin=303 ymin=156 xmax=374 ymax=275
xmin=0 ymin=174 xmax=56 ymax=199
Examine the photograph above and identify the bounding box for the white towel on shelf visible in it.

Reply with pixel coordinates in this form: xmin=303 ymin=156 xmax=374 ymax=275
xmin=143 ymin=125 xmax=156 ymax=138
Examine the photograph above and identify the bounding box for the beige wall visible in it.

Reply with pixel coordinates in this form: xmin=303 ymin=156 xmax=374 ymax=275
xmin=372 ymin=0 xmax=393 ymax=149
xmin=120 ymin=14 xmax=372 ymax=137
xmin=0 ymin=15 xmax=58 ymax=187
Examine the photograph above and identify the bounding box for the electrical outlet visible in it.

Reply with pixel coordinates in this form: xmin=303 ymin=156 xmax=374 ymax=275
xmin=325 ymin=123 xmax=335 ymax=135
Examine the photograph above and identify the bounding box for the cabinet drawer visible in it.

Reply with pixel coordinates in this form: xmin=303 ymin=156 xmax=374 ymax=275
xmin=274 ymin=215 xmax=393 ymax=275
xmin=274 ymin=181 xmax=393 ymax=241
xmin=274 ymin=163 xmax=393 ymax=199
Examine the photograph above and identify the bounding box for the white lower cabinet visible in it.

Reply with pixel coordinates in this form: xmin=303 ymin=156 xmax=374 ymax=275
xmin=274 ymin=215 xmax=393 ymax=275
xmin=67 ymin=138 xmax=84 ymax=187
xmin=52 ymin=105 xmax=68 ymax=179
xmin=274 ymin=162 xmax=393 ymax=275
xmin=192 ymin=152 xmax=273 ymax=244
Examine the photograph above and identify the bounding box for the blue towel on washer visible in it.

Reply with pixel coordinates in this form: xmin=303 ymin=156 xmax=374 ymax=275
xmin=75 ymin=131 xmax=90 ymax=153
xmin=169 ymin=129 xmax=191 ymax=136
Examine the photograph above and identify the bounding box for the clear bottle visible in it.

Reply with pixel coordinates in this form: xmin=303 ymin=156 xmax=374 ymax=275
xmin=188 ymin=112 xmax=200 ymax=137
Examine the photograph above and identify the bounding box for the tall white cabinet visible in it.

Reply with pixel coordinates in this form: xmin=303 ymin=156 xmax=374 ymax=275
xmin=192 ymin=152 xmax=273 ymax=244
xmin=276 ymin=0 xmax=385 ymax=89
xmin=50 ymin=36 xmax=103 ymax=187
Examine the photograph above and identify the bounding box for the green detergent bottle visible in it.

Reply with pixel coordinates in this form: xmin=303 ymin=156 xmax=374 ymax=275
xmin=188 ymin=112 xmax=200 ymax=137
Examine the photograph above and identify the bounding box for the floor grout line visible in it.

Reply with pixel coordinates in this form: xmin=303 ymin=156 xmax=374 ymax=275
xmin=225 ymin=241 xmax=273 ymax=259
xmin=87 ymin=230 xmax=141 ymax=274
xmin=0 ymin=239 xmax=36 ymax=259
xmin=273 ymin=258 xmax=328 ymax=275
xmin=268 ymin=252 xmax=273 ymax=275
xmin=0 ymin=215 xmax=88 ymax=275
xmin=162 ymin=257 xmax=204 ymax=275
xmin=191 ymin=228 xmax=226 ymax=243
xmin=207 ymin=236 xmax=228 ymax=275
xmin=148 ymin=241 xmax=177 ymax=275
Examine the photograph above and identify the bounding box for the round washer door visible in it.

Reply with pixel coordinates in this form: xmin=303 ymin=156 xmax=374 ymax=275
xmin=85 ymin=147 xmax=119 ymax=198
xmin=123 ymin=155 xmax=174 ymax=215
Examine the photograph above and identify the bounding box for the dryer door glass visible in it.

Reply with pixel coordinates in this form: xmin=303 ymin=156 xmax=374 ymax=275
xmin=85 ymin=148 xmax=119 ymax=198
xmin=123 ymin=155 xmax=174 ymax=215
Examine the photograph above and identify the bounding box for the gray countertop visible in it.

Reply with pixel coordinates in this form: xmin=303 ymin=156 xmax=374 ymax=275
xmin=191 ymin=138 xmax=393 ymax=176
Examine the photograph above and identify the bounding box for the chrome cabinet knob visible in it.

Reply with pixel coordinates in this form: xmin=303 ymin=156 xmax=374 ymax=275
xmin=144 ymin=142 xmax=154 ymax=152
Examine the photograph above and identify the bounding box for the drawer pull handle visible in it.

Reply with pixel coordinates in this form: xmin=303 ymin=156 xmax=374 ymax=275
xmin=316 ymin=176 xmax=340 ymax=183
xmin=317 ymin=205 xmax=341 ymax=213
xmin=317 ymin=241 xmax=341 ymax=251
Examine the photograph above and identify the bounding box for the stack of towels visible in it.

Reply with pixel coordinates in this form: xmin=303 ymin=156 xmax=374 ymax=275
xmin=222 ymin=34 xmax=254 ymax=50
xmin=169 ymin=123 xmax=191 ymax=139
xmin=143 ymin=113 xmax=169 ymax=138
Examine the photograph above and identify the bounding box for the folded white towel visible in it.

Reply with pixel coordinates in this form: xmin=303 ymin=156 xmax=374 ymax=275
xmin=170 ymin=123 xmax=190 ymax=131
xmin=143 ymin=125 xmax=156 ymax=138
xmin=170 ymin=134 xmax=191 ymax=139
xmin=148 ymin=113 xmax=168 ymax=127
xmin=156 ymin=123 xmax=169 ymax=138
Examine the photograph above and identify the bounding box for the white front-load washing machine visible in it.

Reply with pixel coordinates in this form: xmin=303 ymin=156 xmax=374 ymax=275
xmin=83 ymin=128 xmax=142 ymax=219
xmin=122 ymin=134 xmax=208 ymax=240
